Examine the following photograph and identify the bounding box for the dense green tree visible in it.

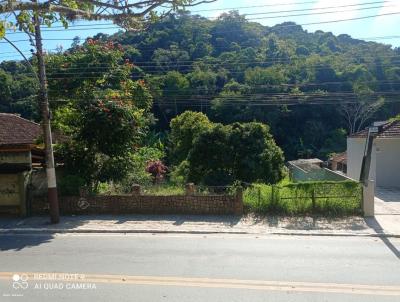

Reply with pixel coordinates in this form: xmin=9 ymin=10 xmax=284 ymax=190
xmin=169 ymin=111 xmax=213 ymax=165
xmin=187 ymin=124 xmax=233 ymax=185
xmin=152 ymin=45 xmax=190 ymax=72
xmin=161 ymin=71 xmax=190 ymax=116
xmin=187 ymin=122 xmax=285 ymax=186
xmin=229 ymin=122 xmax=285 ymax=183
xmin=49 ymin=41 xmax=153 ymax=191
xmin=0 ymin=70 xmax=12 ymax=112
xmin=0 ymin=62 xmax=38 ymax=119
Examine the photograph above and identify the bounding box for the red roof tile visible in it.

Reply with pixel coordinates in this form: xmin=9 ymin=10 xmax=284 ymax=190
xmin=0 ymin=113 xmax=42 ymax=146
xmin=350 ymin=120 xmax=400 ymax=139
xmin=329 ymin=152 xmax=347 ymax=164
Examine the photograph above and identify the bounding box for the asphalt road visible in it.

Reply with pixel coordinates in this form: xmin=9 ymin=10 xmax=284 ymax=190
xmin=0 ymin=233 xmax=399 ymax=301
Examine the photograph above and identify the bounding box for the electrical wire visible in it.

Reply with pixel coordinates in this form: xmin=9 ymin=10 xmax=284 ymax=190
xmin=2 ymin=9 xmax=400 ymax=44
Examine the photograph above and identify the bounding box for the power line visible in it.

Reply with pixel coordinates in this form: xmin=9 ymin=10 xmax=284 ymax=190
xmin=243 ymin=4 xmax=390 ymax=20
xmin=44 ymin=90 xmax=400 ymax=100
xmin=242 ymin=1 xmax=391 ymax=17
xmin=2 ymin=49 xmax=396 ymax=78
xmin=248 ymin=10 xmax=400 ymax=23
xmin=2 ymin=9 xmax=400 ymax=44
xmin=38 ymin=52 xmax=400 ymax=67
xmin=42 ymin=77 xmax=400 ymax=90
xmin=2 ymin=34 xmax=400 ymax=56
xmin=4 ymin=0 xmax=393 ymax=35
xmin=45 ymin=96 xmax=400 ymax=107
xmin=43 ymin=62 xmax=400 ymax=78
xmin=42 ymin=57 xmax=400 ymax=71
xmin=189 ymin=0 xmax=388 ymax=13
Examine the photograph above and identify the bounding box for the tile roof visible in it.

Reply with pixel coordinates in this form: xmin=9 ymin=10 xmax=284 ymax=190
xmin=329 ymin=152 xmax=347 ymax=164
xmin=0 ymin=113 xmax=42 ymax=146
xmin=350 ymin=120 xmax=400 ymax=139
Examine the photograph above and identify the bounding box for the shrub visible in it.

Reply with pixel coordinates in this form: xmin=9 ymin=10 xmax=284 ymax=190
xmin=118 ymin=146 xmax=165 ymax=191
xmin=59 ymin=174 xmax=86 ymax=196
xmin=146 ymin=160 xmax=168 ymax=184
xmin=169 ymin=160 xmax=190 ymax=185
xmin=187 ymin=122 xmax=286 ymax=186
xmin=169 ymin=111 xmax=213 ymax=165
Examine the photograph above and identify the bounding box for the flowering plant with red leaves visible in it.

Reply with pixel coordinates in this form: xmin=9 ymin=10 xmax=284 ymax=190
xmin=146 ymin=160 xmax=168 ymax=184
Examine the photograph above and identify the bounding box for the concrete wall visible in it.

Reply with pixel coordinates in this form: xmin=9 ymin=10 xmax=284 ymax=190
xmin=347 ymin=137 xmax=400 ymax=188
xmin=30 ymin=168 xmax=64 ymax=197
xmin=0 ymin=174 xmax=20 ymax=206
xmin=0 ymin=172 xmax=30 ymax=215
xmin=0 ymin=151 xmax=31 ymax=163
xmin=347 ymin=137 xmax=376 ymax=182
xmin=375 ymin=139 xmax=400 ymax=188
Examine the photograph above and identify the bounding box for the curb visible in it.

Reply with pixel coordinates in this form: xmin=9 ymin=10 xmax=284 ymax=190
xmin=1 ymin=228 xmax=399 ymax=238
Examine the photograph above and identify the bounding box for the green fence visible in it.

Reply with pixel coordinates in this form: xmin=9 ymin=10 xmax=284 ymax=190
xmin=244 ymin=181 xmax=362 ymax=216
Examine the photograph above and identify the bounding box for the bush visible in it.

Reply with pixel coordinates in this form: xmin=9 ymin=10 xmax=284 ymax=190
xmin=146 ymin=160 xmax=168 ymax=184
xmin=187 ymin=122 xmax=286 ymax=185
xmin=244 ymin=181 xmax=362 ymax=216
xmin=59 ymin=174 xmax=86 ymax=196
xmin=119 ymin=146 xmax=165 ymax=191
xmin=169 ymin=111 xmax=213 ymax=165
xmin=169 ymin=160 xmax=190 ymax=185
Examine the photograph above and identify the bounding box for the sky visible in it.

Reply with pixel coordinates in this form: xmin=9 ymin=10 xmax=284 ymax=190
xmin=1 ymin=0 xmax=400 ymax=62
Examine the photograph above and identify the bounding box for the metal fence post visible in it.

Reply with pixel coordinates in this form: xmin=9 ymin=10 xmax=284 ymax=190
xmin=271 ymin=185 xmax=275 ymax=208
xmin=311 ymin=188 xmax=316 ymax=213
xmin=235 ymin=186 xmax=244 ymax=215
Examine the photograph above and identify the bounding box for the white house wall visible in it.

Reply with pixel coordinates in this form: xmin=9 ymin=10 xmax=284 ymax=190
xmin=347 ymin=137 xmax=376 ymax=182
xmin=375 ymin=138 xmax=400 ymax=188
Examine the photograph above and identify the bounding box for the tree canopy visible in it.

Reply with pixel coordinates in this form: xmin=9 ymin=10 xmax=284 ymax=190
xmin=51 ymin=41 xmax=153 ymax=191
xmin=186 ymin=121 xmax=286 ymax=186
xmin=1 ymin=11 xmax=400 ymax=161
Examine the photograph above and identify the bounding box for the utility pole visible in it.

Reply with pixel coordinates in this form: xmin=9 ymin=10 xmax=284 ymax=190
xmin=359 ymin=123 xmax=383 ymax=186
xmin=33 ymin=12 xmax=60 ymax=224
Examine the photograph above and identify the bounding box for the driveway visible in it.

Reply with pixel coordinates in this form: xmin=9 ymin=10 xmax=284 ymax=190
xmin=371 ymin=187 xmax=400 ymax=235
xmin=375 ymin=187 xmax=400 ymax=214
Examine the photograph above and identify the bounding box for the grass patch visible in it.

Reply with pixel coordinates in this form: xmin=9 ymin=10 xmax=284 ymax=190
xmin=141 ymin=184 xmax=185 ymax=196
xmin=244 ymin=181 xmax=362 ymax=216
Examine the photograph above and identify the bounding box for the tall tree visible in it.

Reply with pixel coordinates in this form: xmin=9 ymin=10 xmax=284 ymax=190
xmin=0 ymin=0 xmax=216 ymax=223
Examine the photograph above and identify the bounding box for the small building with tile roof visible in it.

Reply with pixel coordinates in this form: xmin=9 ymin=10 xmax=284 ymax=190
xmin=0 ymin=113 xmax=41 ymax=147
xmin=347 ymin=120 xmax=400 ymax=188
xmin=0 ymin=113 xmax=45 ymax=216
xmin=328 ymin=152 xmax=347 ymax=174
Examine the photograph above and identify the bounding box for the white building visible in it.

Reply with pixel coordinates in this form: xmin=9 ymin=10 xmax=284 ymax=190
xmin=347 ymin=120 xmax=400 ymax=188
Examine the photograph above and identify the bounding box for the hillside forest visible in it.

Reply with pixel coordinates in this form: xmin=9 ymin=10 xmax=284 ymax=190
xmin=1 ymin=11 xmax=400 ymax=190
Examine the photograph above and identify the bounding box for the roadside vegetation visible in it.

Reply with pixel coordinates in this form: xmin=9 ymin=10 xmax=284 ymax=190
xmin=1 ymin=11 xmax=396 ymax=216
xmin=244 ymin=181 xmax=362 ymax=216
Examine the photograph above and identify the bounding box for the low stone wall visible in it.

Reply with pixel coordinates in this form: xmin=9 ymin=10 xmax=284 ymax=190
xmin=31 ymin=191 xmax=243 ymax=216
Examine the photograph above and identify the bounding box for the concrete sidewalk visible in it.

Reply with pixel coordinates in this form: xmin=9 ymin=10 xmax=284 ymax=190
xmin=0 ymin=214 xmax=398 ymax=237
xmin=373 ymin=190 xmax=400 ymax=236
